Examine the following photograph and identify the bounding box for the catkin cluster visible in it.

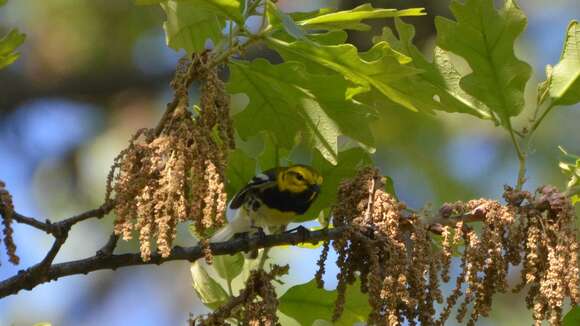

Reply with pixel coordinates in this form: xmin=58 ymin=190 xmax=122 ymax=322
xmin=316 ymin=168 xmax=579 ymax=326
xmin=107 ymin=54 xmax=235 ymax=262
xmin=325 ymin=167 xmax=441 ymax=325
xmin=0 ymin=181 xmax=19 ymax=265
xmin=191 ymin=265 xmax=288 ymax=326
xmin=511 ymin=185 xmax=579 ymax=325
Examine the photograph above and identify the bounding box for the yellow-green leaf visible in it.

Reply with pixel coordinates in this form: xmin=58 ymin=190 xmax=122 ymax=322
xmin=226 ymin=148 xmax=257 ymax=199
xmin=550 ymin=20 xmax=580 ymax=106
xmin=212 ymin=253 xmax=244 ymax=283
xmin=279 ymin=278 xmax=370 ymax=326
xmin=190 ymin=262 xmax=229 ymax=309
xmin=161 ymin=0 xmax=226 ymax=53
xmin=298 ymin=4 xmax=425 ymax=31
xmin=374 ymin=18 xmax=491 ymax=119
xmin=227 ymin=59 xmax=375 ymax=163
xmin=435 ymin=0 xmax=532 ymax=125
xmin=267 ymin=37 xmax=424 ymax=113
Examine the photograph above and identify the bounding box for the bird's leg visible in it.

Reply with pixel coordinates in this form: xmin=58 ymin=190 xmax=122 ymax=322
xmin=250 ymin=226 xmax=267 ymax=240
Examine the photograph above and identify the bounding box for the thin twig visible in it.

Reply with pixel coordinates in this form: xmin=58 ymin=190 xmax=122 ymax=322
xmin=12 ymin=201 xmax=114 ymax=235
xmin=11 ymin=213 xmax=51 ymax=233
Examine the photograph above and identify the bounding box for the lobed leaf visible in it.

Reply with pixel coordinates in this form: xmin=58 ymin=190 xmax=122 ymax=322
xmin=435 ymin=0 xmax=532 ymax=125
xmin=161 ymin=0 xmax=232 ymax=53
xmin=374 ymin=18 xmax=491 ymax=119
xmin=267 ymin=1 xmax=307 ymax=40
xmin=267 ymin=37 xmax=426 ymax=113
xmin=279 ymin=278 xmax=370 ymax=326
xmin=549 ymin=20 xmax=580 ymax=106
xmin=226 ymin=148 xmax=257 ymax=199
xmin=297 ymin=4 xmax=425 ymax=31
xmin=227 ymin=59 xmax=375 ymax=164
xmin=212 ymin=253 xmax=244 ymax=284
xmin=190 ymin=262 xmax=229 ymax=309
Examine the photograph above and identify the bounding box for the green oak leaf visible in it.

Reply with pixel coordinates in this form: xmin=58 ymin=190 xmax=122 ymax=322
xmin=308 ymin=31 xmax=348 ymax=45
xmin=564 ymin=306 xmax=580 ymax=326
xmin=190 ymin=262 xmax=229 ymax=309
xmin=0 ymin=29 xmax=26 ymax=70
xmin=373 ymin=18 xmax=491 ymax=119
xmin=297 ymin=4 xmax=425 ymax=31
xmin=258 ymin=132 xmax=291 ymax=169
xmin=279 ymin=278 xmax=370 ymax=326
xmin=212 ymin=253 xmax=244 ymax=286
xmin=549 ymin=20 xmax=580 ymax=106
xmin=143 ymin=0 xmax=242 ymax=22
xmin=227 ymin=59 xmax=375 ymax=164
xmin=161 ymin=0 xmax=227 ymax=53
xmin=227 ymin=59 xmax=304 ymax=148
xmin=198 ymin=0 xmax=243 ymax=24
xmin=267 ymin=1 xmax=307 ymax=40
xmin=226 ymin=148 xmax=257 ymax=199
xmin=267 ymin=37 xmax=425 ymax=113
xmin=435 ymin=0 xmax=532 ymax=125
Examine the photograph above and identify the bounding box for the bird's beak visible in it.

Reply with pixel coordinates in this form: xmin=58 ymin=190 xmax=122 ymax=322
xmin=310 ymin=184 xmax=321 ymax=193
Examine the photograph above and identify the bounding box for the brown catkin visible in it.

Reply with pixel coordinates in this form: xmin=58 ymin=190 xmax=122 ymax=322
xmin=192 ymin=265 xmax=288 ymax=326
xmin=316 ymin=168 xmax=578 ymax=326
xmin=107 ymin=53 xmax=234 ymax=262
xmin=0 ymin=181 xmax=19 ymax=265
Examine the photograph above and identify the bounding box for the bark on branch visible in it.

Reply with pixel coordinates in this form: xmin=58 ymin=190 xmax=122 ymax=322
xmin=0 ymin=225 xmax=346 ymax=298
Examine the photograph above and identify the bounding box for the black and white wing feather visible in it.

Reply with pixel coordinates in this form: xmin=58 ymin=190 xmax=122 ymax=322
xmin=229 ymin=168 xmax=278 ymax=209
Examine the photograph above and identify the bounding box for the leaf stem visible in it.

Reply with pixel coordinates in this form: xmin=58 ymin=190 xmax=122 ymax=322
xmin=507 ymin=120 xmax=526 ymax=191
xmin=529 ymin=103 xmax=555 ymax=134
xmin=226 ymin=279 xmax=234 ymax=297
xmin=258 ymin=247 xmax=271 ymax=270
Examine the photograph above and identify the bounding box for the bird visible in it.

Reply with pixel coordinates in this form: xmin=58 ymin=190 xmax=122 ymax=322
xmin=210 ymin=164 xmax=323 ymax=243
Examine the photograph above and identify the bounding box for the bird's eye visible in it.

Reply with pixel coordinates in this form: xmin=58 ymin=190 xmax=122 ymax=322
xmin=295 ymin=173 xmax=304 ymax=181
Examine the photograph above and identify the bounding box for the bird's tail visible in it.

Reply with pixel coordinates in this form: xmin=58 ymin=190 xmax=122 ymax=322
xmin=210 ymin=223 xmax=237 ymax=243
xmin=210 ymin=209 xmax=251 ymax=243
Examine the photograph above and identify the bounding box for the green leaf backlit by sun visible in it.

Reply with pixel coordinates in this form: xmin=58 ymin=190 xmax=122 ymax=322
xmin=435 ymin=0 xmax=532 ymax=126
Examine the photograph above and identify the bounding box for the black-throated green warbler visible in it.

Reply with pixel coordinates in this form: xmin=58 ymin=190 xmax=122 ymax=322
xmin=211 ymin=164 xmax=323 ymax=242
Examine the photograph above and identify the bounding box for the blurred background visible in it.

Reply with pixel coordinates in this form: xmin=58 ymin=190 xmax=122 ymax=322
xmin=0 ymin=0 xmax=578 ymax=325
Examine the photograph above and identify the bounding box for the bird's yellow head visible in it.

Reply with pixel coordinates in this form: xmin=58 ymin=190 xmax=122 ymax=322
xmin=276 ymin=165 xmax=323 ymax=194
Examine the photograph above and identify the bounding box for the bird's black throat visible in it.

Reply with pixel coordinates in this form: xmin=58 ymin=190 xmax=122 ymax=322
xmin=259 ymin=187 xmax=318 ymax=214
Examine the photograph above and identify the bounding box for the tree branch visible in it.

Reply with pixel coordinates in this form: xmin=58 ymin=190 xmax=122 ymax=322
xmin=0 ymin=226 xmax=346 ymax=298
xmin=12 ymin=201 xmax=114 ymax=236
xmin=0 ymin=199 xmax=500 ymax=299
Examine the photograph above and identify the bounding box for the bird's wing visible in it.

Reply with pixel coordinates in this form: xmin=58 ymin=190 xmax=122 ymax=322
xmin=229 ymin=168 xmax=279 ymax=209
